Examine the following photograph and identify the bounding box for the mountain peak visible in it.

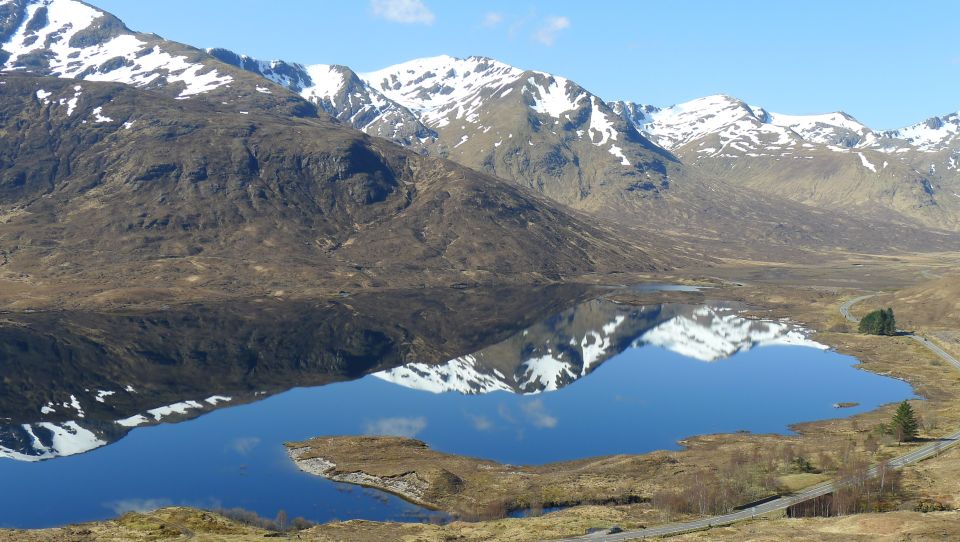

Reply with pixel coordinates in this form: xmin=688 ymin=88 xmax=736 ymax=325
xmin=635 ymin=94 xmax=761 ymax=149
xmin=359 ymin=55 xmax=523 ymax=123
xmin=883 ymin=111 xmax=960 ymax=152
xmin=2 ymin=0 xmax=237 ymax=100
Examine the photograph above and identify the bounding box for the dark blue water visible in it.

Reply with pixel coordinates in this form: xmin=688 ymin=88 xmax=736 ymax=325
xmin=0 ymin=343 xmax=913 ymax=528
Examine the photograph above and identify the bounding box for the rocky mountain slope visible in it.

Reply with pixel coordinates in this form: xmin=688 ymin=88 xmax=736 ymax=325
xmin=613 ymin=94 xmax=960 ymax=230
xmin=207 ymin=48 xmax=957 ymax=252
xmin=0 ymin=73 xmax=658 ymax=305
xmin=209 ymin=52 xmax=682 ymax=210
xmin=2 ymin=0 xmax=958 ymax=291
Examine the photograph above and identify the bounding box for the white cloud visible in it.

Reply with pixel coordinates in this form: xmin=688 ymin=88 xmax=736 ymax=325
xmin=481 ymin=12 xmax=503 ymax=28
xmin=467 ymin=414 xmax=493 ymax=431
xmin=364 ymin=416 xmax=427 ymax=437
xmin=228 ymin=436 xmax=261 ymax=455
xmin=497 ymin=403 xmax=516 ymax=423
xmin=370 ymin=0 xmax=435 ymax=25
xmin=533 ymin=15 xmax=570 ymax=46
xmin=103 ymin=498 xmax=172 ymax=515
xmin=520 ymin=399 xmax=558 ymax=428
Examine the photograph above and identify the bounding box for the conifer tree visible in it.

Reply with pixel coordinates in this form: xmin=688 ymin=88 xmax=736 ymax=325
xmin=882 ymin=308 xmax=896 ymax=335
xmin=890 ymin=401 xmax=919 ymax=443
xmin=858 ymin=308 xmax=896 ymax=336
xmin=858 ymin=310 xmax=882 ymax=334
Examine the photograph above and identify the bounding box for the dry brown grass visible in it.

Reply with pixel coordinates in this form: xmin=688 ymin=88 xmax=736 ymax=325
xmin=0 ymin=507 xmax=267 ymax=542
xmin=670 ymin=511 xmax=960 ymax=541
xmin=6 ymin=506 xmax=959 ymax=542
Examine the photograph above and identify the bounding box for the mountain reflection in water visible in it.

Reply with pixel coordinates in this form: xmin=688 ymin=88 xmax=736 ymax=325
xmin=0 ymin=285 xmax=916 ymax=529
xmin=0 ymin=284 xmax=597 ymax=461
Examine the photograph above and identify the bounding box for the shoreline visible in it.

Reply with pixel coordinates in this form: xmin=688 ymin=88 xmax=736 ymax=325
xmin=287 ymin=446 xmax=444 ymax=513
xmin=282 ymin=283 xmax=960 ymax=522
xmin=3 ymin=278 xmax=959 ymax=539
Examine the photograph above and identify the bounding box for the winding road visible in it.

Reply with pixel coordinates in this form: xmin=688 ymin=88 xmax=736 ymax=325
xmin=839 ymin=294 xmax=878 ymax=323
xmin=549 ymin=292 xmax=960 ymax=541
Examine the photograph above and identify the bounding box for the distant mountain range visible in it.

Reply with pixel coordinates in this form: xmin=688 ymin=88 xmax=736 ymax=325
xmin=208 ymin=50 xmax=960 ymax=232
xmin=614 ymin=95 xmax=959 ymax=229
xmin=208 ymin=49 xmax=960 ymax=253
xmin=1 ymin=0 xmax=957 ymax=284
xmin=0 ymin=0 xmax=958 ymax=292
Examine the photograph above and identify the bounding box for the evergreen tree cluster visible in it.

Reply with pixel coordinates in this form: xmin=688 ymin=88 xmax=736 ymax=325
xmin=858 ymin=308 xmax=896 ymax=335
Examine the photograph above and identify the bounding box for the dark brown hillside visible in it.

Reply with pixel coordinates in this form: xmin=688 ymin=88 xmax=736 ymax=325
xmin=0 ymin=75 xmax=661 ymax=307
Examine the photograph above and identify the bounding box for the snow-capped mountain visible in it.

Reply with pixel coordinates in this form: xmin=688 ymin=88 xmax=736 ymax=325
xmin=6 ymin=0 xmax=948 ymax=242
xmin=0 ymin=0 xmax=320 ymax=118
xmin=207 ymin=49 xmax=437 ymax=147
xmin=613 ymin=93 xmax=960 ymax=161
xmin=375 ymin=301 xmax=825 ymax=395
xmin=882 ymin=112 xmax=960 ymax=153
xmin=357 ymin=56 xmax=674 ymax=188
xmin=212 ymin=51 xmax=681 ymax=207
xmin=614 ymin=94 xmax=875 ymax=151
xmin=610 ymin=94 xmax=960 ymax=230
xmin=213 ymin=46 xmax=960 ymax=232
xmin=1 ymin=0 xmax=230 ymax=97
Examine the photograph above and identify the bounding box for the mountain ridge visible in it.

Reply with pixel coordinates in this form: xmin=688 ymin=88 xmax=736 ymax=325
xmin=2 ymin=0 xmax=959 ymax=305
xmin=205 ymin=46 xmax=960 ymax=234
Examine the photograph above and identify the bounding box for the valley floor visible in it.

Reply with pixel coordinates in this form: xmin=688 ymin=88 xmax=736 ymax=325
xmin=3 ymin=253 xmax=960 ymax=540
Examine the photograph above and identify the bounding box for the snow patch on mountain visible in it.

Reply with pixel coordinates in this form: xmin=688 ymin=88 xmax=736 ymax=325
xmin=90 ymin=105 xmax=112 ymax=123
xmin=146 ymin=400 xmax=203 ymax=421
xmin=3 ymin=0 xmax=99 ymax=60
xmin=113 ymin=396 xmax=228 ymax=429
xmin=582 ymin=315 xmax=625 ymax=374
xmin=527 ymin=74 xmax=583 ymax=118
xmin=2 ymin=0 xmax=232 ymax=98
xmin=302 ymin=64 xmax=346 ymax=106
xmin=588 ymin=96 xmax=617 ymax=145
xmin=882 ymin=113 xmax=960 ymax=152
xmin=767 ymin=111 xmax=871 ymax=145
xmin=609 ymin=145 xmax=630 ymax=166
xmin=115 ymin=414 xmax=148 ymax=428
xmin=361 ymin=55 xmax=522 ymax=127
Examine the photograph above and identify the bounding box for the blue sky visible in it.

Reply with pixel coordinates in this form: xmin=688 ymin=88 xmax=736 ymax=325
xmin=89 ymin=0 xmax=960 ymax=129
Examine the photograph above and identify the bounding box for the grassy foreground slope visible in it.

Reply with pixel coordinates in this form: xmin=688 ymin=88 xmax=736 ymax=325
xmin=1 ymin=506 xmax=957 ymax=542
